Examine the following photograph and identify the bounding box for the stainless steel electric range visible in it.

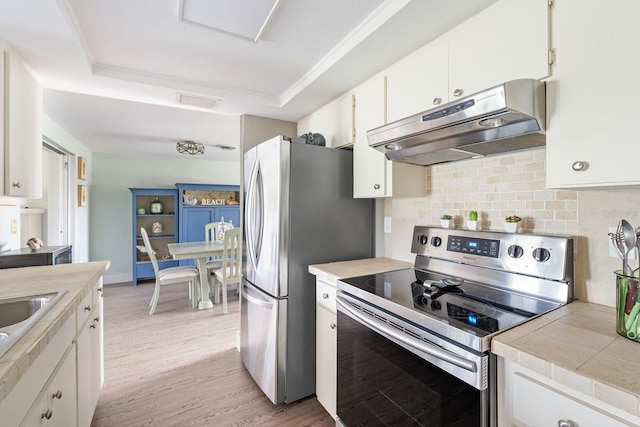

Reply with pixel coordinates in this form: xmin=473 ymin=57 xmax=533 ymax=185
xmin=335 ymin=226 xmax=574 ymax=427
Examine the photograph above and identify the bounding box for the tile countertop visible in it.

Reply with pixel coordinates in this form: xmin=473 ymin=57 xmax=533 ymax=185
xmin=308 ymin=257 xmax=414 ymax=283
xmin=0 ymin=261 xmax=110 ymax=403
xmin=493 ymin=300 xmax=640 ymax=418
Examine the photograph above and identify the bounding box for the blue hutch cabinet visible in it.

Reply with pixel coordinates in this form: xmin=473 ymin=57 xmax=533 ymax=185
xmin=175 ymin=183 xmax=240 ymax=266
xmin=129 ymin=188 xmax=179 ymax=285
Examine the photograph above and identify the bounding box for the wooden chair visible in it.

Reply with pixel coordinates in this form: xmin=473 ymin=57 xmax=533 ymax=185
xmin=213 ymin=228 xmax=241 ymax=315
xmin=140 ymin=227 xmax=199 ymax=315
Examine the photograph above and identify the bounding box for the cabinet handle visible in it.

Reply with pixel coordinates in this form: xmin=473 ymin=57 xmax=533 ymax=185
xmin=453 ymin=88 xmax=464 ymax=97
xmin=330 ymin=323 xmax=336 ymax=329
xmin=373 ymin=184 xmax=380 ymax=190
xmin=52 ymin=390 xmax=63 ymax=399
xmin=41 ymin=409 xmax=53 ymax=419
xmin=432 ymin=97 xmax=442 ymax=105
xmin=558 ymin=420 xmax=576 ymax=427
xmin=12 ymin=182 xmax=21 ymax=188
xmin=97 ymin=287 xmax=103 ymax=293
xmin=322 ymin=293 xmax=329 ymax=299
xmin=94 ymin=316 xmax=100 ymax=322
xmin=84 ymin=305 xmax=91 ymax=311
xmin=571 ymin=161 xmax=589 ymax=171
xmin=90 ymin=323 xmax=96 ymax=329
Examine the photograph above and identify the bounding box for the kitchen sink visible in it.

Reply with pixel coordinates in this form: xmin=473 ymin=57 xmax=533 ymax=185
xmin=0 ymin=291 xmax=68 ymax=359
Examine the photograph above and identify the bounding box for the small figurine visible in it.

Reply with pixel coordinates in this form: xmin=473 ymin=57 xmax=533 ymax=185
xmin=26 ymin=237 xmax=44 ymax=251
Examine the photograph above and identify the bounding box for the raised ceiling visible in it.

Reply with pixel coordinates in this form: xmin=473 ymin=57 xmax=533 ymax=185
xmin=0 ymin=0 xmax=498 ymax=161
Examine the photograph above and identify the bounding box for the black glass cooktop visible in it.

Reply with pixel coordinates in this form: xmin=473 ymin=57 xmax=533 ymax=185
xmin=339 ymin=268 xmax=559 ymax=335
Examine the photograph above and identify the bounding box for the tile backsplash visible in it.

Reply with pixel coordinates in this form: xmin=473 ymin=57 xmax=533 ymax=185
xmin=383 ymin=147 xmax=640 ymax=308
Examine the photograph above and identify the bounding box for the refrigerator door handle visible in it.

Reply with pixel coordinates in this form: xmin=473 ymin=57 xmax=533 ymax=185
xmin=241 ymin=287 xmax=274 ymax=309
xmin=245 ymin=158 xmax=264 ymax=271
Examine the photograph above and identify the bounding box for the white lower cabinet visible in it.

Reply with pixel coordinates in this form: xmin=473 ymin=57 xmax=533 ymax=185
xmin=315 ymin=278 xmax=337 ymax=419
xmin=22 ymin=345 xmax=77 ymax=427
xmin=0 ymin=278 xmax=105 ymax=427
xmin=77 ymin=297 xmax=104 ymax=427
xmin=499 ymin=359 xmax=639 ymax=427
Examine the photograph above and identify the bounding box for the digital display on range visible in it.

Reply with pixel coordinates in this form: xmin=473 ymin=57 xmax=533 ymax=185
xmin=446 ymin=235 xmax=500 ymax=258
xmin=447 ymin=303 xmax=499 ymax=333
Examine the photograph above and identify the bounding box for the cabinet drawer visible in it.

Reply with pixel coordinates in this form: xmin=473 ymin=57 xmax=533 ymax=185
xmin=77 ymin=291 xmax=93 ymax=329
xmin=512 ymin=372 xmax=628 ymax=427
xmin=316 ymin=280 xmax=336 ymax=313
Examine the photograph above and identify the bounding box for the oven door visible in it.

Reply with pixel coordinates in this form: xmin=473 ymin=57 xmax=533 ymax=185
xmin=336 ymin=293 xmax=493 ymax=427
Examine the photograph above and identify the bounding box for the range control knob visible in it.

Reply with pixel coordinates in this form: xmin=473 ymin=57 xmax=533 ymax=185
xmin=430 ymin=300 xmax=442 ymax=310
xmin=533 ymin=247 xmax=551 ymax=262
xmin=507 ymin=245 xmax=524 ymax=258
xmin=418 ymin=234 xmax=428 ymax=245
xmin=431 ymin=236 xmax=442 ymax=247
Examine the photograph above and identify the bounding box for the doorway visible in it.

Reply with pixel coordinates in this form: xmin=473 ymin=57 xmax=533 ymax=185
xmin=41 ymin=140 xmax=70 ymax=245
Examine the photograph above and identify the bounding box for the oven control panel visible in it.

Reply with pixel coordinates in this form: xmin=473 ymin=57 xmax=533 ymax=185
xmin=446 ymin=235 xmax=500 ymax=258
xmin=410 ymin=226 xmax=574 ymax=282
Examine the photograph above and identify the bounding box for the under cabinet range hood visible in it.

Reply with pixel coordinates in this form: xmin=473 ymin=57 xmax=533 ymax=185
xmin=368 ymin=79 xmax=546 ymax=166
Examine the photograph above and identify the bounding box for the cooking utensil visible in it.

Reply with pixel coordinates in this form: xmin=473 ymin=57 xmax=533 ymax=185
xmin=609 ymin=230 xmax=624 ymax=262
xmin=622 ymin=219 xmax=636 ymax=276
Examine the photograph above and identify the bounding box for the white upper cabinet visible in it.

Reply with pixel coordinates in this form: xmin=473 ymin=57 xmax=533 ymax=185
xmin=385 ymin=0 xmax=550 ymax=123
xmin=546 ymin=0 xmax=640 ymax=188
xmin=353 ymin=75 xmax=425 ymax=198
xmin=448 ymin=0 xmax=551 ymax=100
xmin=299 ymin=93 xmax=354 ymax=149
xmin=1 ymin=42 xmax=43 ymax=198
xmin=386 ymin=36 xmax=449 ymax=123
xmin=353 ymin=75 xmax=387 ymax=198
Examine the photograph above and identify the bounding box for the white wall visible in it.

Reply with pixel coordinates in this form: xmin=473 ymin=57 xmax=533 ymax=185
xmin=91 ymin=152 xmax=240 ymax=284
xmin=42 ymin=114 xmax=92 ymax=262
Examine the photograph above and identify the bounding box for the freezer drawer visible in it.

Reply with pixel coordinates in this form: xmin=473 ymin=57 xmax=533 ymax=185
xmin=240 ymin=278 xmax=287 ymax=404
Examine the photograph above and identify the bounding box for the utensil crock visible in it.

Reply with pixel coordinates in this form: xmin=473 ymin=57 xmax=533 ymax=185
xmin=615 ymin=270 xmax=640 ymax=342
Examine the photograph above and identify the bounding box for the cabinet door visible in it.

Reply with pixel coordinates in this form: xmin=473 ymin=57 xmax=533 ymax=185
xmin=3 ymin=45 xmax=43 ymax=198
xmin=386 ymin=36 xmax=448 ymax=122
xmin=448 ymin=0 xmax=550 ymax=100
xmin=182 ymin=207 xmax=214 ymax=242
xmin=316 ymin=304 xmax=337 ymax=420
xmin=77 ymin=299 xmax=103 ymax=427
xmin=353 ymin=75 xmax=389 ymax=198
xmin=45 ymin=347 xmax=77 ymax=427
xmin=546 ymin=0 xmax=640 ymax=188
xmin=308 ymin=93 xmax=354 ymax=148
xmin=22 ymin=347 xmax=77 ymax=427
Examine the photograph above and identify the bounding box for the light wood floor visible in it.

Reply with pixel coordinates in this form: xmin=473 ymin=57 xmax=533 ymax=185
xmin=91 ymin=281 xmax=334 ymax=427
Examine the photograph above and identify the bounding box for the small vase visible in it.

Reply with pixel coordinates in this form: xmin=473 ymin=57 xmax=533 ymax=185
xmin=152 ymin=221 xmax=163 ymax=234
xmin=149 ymin=196 xmax=164 ymax=214
xmin=440 ymin=219 xmax=453 ymax=228
xmin=466 ymin=220 xmax=478 ymax=230
xmin=504 ymin=222 xmax=520 ymax=233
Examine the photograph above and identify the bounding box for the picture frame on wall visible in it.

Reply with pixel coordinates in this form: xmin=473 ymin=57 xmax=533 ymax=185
xmin=78 ymin=185 xmax=87 ymax=207
xmin=78 ymin=156 xmax=87 ymax=180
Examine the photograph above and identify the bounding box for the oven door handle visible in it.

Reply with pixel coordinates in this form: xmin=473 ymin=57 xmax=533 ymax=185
xmin=337 ymin=296 xmax=478 ymax=373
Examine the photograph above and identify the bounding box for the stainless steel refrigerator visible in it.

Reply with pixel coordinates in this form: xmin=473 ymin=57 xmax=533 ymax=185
xmin=241 ymin=135 xmax=374 ymax=404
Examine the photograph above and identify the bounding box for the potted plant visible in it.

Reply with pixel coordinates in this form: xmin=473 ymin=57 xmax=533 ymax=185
xmin=467 ymin=211 xmax=479 ymax=230
xmin=440 ymin=214 xmax=454 ymax=228
xmin=505 ymin=215 xmax=522 ymax=233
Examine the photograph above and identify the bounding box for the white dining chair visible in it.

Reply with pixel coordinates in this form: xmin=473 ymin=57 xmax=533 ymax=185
xmin=204 ymin=222 xmax=223 ymax=301
xmin=140 ymin=227 xmax=200 ymax=315
xmin=213 ymin=227 xmax=241 ymax=315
